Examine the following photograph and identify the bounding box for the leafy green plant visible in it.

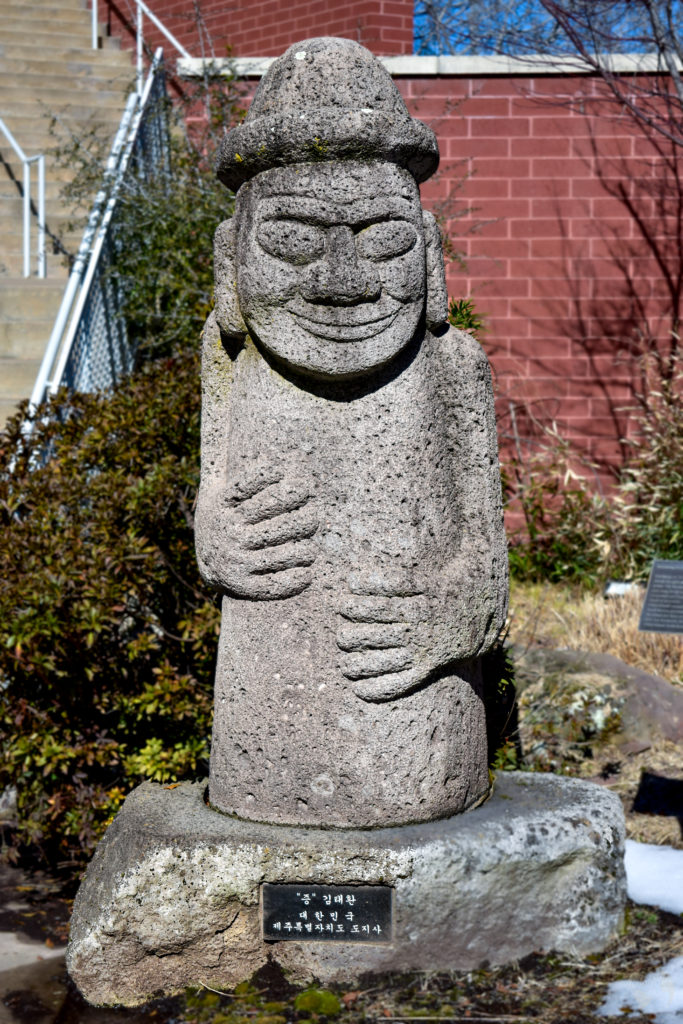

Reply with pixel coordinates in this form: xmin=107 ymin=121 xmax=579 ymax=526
xmin=607 ymin=356 xmax=683 ymax=579
xmin=0 ymin=349 xmax=216 ymax=873
xmin=504 ymin=425 xmax=610 ymax=587
xmin=481 ymin=641 xmax=521 ymax=769
xmin=294 ymin=990 xmax=341 ymax=1017
xmin=448 ymin=296 xmax=484 ymax=335
xmin=503 ymin=356 xmax=683 ymax=587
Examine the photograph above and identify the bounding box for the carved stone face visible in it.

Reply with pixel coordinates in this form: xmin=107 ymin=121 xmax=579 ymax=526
xmin=235 ymin=161 xmax=426 ymax=379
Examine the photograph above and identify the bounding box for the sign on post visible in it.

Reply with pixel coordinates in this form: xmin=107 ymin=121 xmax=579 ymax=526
xmin=638 ymin=559 xmax=683 ymax=634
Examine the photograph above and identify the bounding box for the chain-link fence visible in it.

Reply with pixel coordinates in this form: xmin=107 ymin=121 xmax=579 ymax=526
xmin=29 ymin=49 xmax=170 ymax=414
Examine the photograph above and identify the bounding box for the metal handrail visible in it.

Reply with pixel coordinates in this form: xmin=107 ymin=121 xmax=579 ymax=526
xmin=0 ymin=118 xmax=46 ymax=278
xmin=92 ymin=0 xmax=190 ymax=94
xmin=28 ymin=48 xmax=167 ymax=416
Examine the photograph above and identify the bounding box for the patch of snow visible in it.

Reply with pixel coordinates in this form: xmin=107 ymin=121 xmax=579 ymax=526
xmin=599 ymin=955 xmax=683 ymax=1022
xmin=625 ymin=839 xmax=683 ymax=915
xmin=599 ymin=840 xmax=683 ymax=1020
xmin=0 ymin=931 xmax=64 ymax=971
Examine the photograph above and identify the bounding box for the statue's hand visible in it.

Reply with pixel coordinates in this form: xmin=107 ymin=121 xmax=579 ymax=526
xmin=336 ymin=571 xmax=432 ymax=702
xmin=197 ymin=468 xmax=318 ymax=600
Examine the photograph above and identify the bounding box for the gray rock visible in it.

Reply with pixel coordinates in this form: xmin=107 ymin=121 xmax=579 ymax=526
xmin=512 ymin=645 xmax=683 ymax=746
xmin=196 ymin=36 xmax=508 ymax=827
xmin=66 ymin=773 xmax=626 ymax=1007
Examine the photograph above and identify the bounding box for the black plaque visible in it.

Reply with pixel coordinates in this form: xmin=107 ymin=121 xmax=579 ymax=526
xmin=262 ymin=883 xmax=392 ymax=942
xmin=639 ymin=559 xmax=683 ymax=634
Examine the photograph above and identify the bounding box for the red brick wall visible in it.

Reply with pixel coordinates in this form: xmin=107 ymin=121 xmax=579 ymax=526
xmin=99 ymin=0 xmax=413 ymax=58
xmin=398 ymin=73 xmax=675 ymax=478
xmin=99 ymin=0 xmax=676 ymax=482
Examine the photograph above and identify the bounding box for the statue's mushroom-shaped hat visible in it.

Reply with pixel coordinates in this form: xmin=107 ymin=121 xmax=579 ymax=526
xmin=216 ymin=37 xmax=439 ymax=192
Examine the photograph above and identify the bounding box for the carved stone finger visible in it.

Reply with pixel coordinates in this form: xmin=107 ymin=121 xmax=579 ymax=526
xmin=238 ymin=566 xmax=313 ymax=601
xmin=246 ymin=539 xmax=317 ymax=575
xmin=339 ymin=647 xmax=413 ymax=680
xmin=352 ymin=666 xmax=424 ymax=703
xmin=336 ymin=622 xmax=409 ymax=652
xmin=338 ymin=594 xmax=428 ymax=624
xmin=241 ymin=505 xmax=318 ymax=550
xmin=228 ymin=467 xmax=283 ymax=503
xmin=347 ymin=569 xmax=422 ymax=597
xmin=239 ymin=480 xmax=313 ymax=524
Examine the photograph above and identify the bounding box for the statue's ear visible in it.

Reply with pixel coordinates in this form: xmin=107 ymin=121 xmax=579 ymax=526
xmin=214 ymin=218 xmax=248 ymax=338
xmin=422 ymin=210 xmax=449 ymax=330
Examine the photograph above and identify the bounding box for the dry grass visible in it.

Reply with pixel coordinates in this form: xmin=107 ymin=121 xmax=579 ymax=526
xmin=576 ymin=737 xmax=683 ymax=849
xmin=507 ymin=580 xmax=683 ymax=850
xmin=508 ymin=581 xmax=683 ymax=685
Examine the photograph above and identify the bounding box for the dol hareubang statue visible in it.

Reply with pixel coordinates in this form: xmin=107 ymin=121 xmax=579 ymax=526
xmin=195 ymin=37 xmax=509 ymax=828
xmin=67 ymin=39 xmax=626 ymax=1005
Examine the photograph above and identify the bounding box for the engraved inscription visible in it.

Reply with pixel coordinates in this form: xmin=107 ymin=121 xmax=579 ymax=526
xmin=639 ymin=560 xmax=683 ymax=635
xmin=262 ymin=883 xmax=392 ymax=942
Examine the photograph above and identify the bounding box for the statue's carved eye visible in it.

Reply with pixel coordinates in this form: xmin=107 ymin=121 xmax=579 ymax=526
xmin=356 ymin=220 xmax=417 ymax=261
xmin=257 ymin=219 xmax=325 ymax=264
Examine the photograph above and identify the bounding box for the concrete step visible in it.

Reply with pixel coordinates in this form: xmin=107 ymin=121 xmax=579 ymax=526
xmin=0 ymin=0 xmax=90 ymax=8
xmin=0 ymin=83 xmax=127 ymax=103
xmin=0 ymin=237 xmax=81 ymax=261
xmin=0 ymin=121 xmax=120 ymax=150
xmin=0 ymin=178 xmax=80 ymax=199
xmin=0 ymin=220 xmax=83 ymax=241
xmin=0 ymin=244 xmax=77 ymax=272
xmin=0 ymin=356 xmax=43 ymax=401
xmin=0 ymin=317 xmax=55 ymax=359
xmin=0 ymin=278 xmax=66 ymax=317
xmin=0 ymin=65 xmax=131 ymax=90
xmin=0 ymin=53 xmax=132 ymax=78
xmin=0 ymin=38 xmax=122 ymax=61
xmin=0 ymin=53 xmax=132 ymax=80
xmin=0 ymin=397 xmax=24 ymax=422
xmin=0 ymin=163 xmax=98 ymax=190
xmin=0 ymin=9 xmax=101 ymax=28
xmin=0 ymin=194 xmax=89 ymax=217
xmin=0 ymin=258 xmax=70 ymax=279
xmin=0 ymin=94 xmax=127 ymax=118
xmin=0 ymin=27 xmax=95 ymax=49
xmin=0 ymin=245 xmax=77 ymax=275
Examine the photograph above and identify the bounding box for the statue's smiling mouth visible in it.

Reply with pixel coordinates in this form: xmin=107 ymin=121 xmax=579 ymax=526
xmin=286 ymin=298 xmax=401 ymax=342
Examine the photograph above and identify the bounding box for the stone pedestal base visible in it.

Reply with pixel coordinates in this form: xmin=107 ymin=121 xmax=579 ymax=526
xmin=67 ymin=773 xmax=626 ymax=1007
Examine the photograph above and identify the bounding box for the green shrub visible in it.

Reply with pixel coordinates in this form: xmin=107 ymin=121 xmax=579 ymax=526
xmin=0 ymin=350 xmax=216 ymax=872
xmin=503 ymin=426 xmax=610 ymax=587
xmin=608 ymin=362 xmax=683 ymax=579
xmin=503 ymin=359 xmax=683 ymax=587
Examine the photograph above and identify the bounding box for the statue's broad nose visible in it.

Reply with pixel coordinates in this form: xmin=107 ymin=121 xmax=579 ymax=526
xmin=301 ymin=226 xmax=381 ymax=305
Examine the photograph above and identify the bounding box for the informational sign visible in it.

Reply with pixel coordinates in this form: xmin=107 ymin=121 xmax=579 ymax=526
xmin=261 ymin=883 xmax=392 ymax=943
xmin=639 ymin=559 xmax=683 ymax=634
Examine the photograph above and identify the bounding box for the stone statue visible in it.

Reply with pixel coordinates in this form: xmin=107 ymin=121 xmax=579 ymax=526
xmin=67 ymin=41 xmax=626 ymax=1005
xmin=195 ymin=36 xmax=508 ymax=829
